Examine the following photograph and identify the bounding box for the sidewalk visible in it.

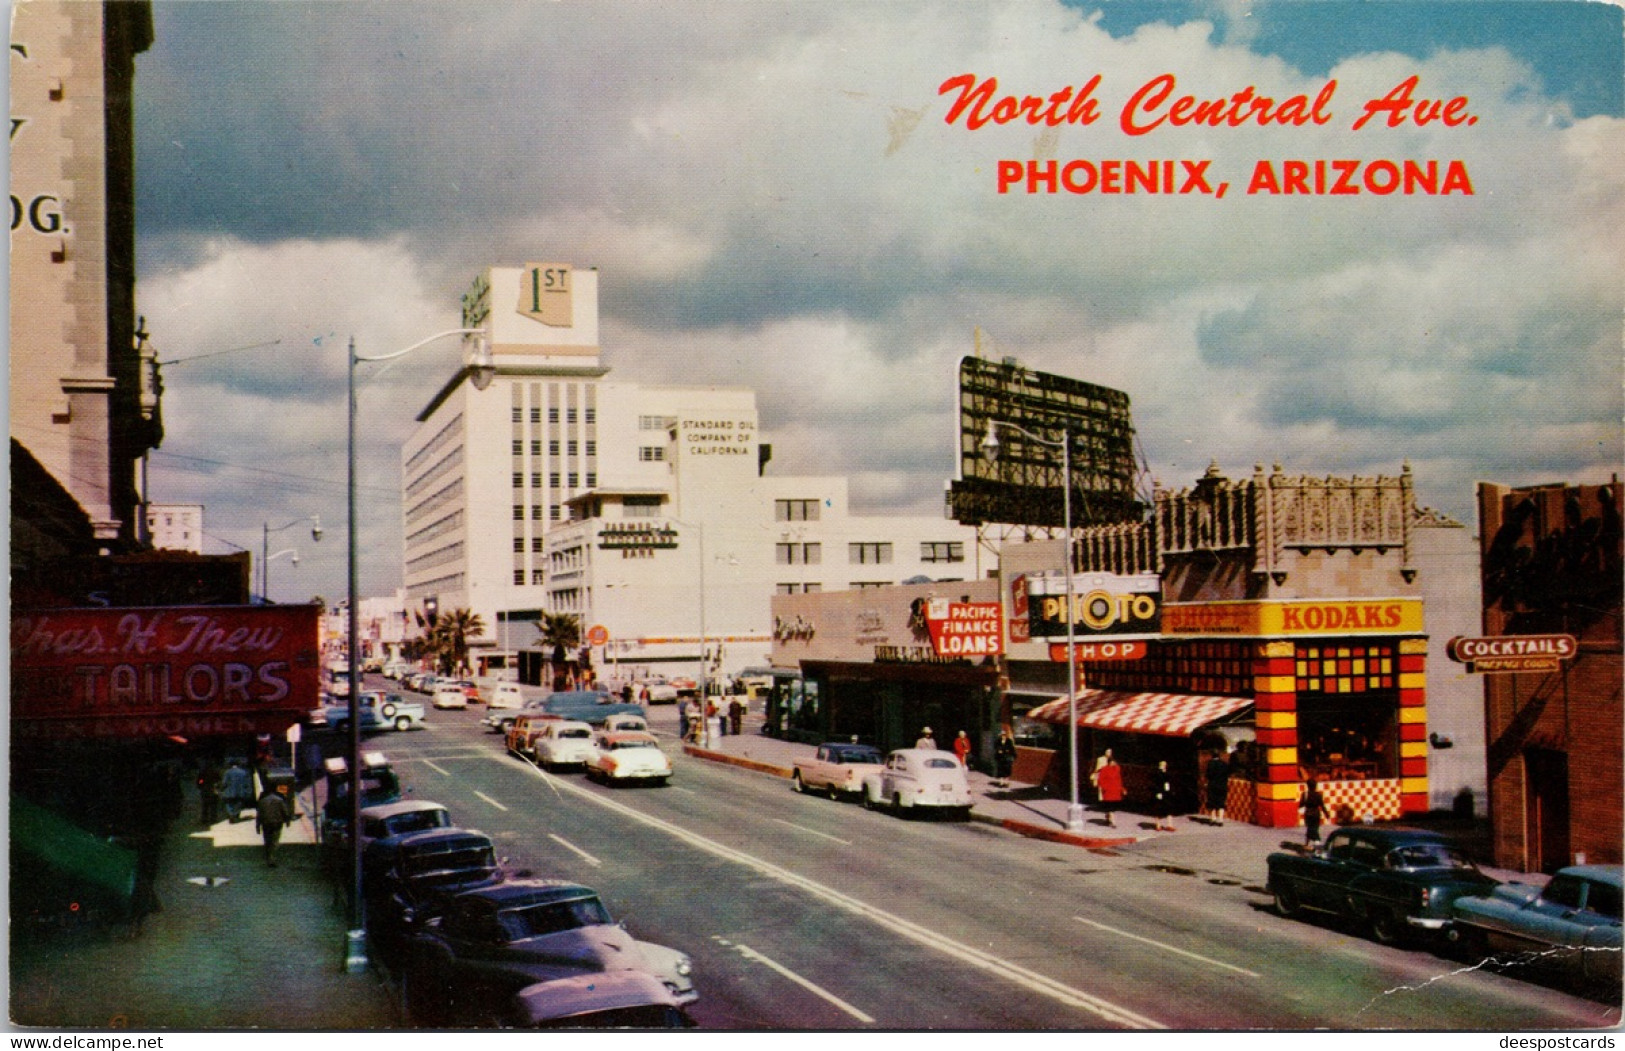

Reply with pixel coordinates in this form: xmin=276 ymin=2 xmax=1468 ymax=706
xmin=10 ymin=789 xmax=400 ymax=1030
xmin=675 ymin=710 xmax=1531 ymax=887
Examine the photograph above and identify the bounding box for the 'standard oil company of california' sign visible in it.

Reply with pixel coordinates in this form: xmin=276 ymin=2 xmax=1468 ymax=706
xmin=11 ymin=604 xmax=321 ymax=741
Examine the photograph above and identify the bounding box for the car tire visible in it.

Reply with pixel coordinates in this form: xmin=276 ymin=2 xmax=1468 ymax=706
xmin=1274 ymin=882 xmax=1302 ymax=919
xmin=893 ymin=792 xmax=906 ymax=811
xmin=791 ymin=772 xmax=806 ymax=794
xmin=331 ymin=721 xmax=348 ymax=735
xmin=1370 ymin=907 xmax=1409 ymax=947
xmin=863 ymin=786 xmax=878 ymax=809
xmin=380 ymin=702 xmax=398 ymax=718
xmin=394 ymin=716 xmax=413 ymax=732
xmin=828 ymin=783 xmax=842 ymax=802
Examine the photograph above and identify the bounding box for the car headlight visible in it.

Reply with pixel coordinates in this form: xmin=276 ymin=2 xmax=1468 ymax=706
xmin=675 ymin=955 xmax=693 ymax=977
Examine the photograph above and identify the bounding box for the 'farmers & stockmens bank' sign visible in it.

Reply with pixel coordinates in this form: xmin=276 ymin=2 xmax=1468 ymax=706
xmin=12 ymin=605 xmax=320 ymax=741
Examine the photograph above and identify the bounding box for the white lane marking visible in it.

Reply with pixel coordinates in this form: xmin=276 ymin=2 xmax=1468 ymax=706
xmin=421 ymin=759 xmax=451 ymax=777
xmin=548 ymin=834 xmax=602 ymax=867
xmin=474 ymin=790 xmax=509 ymax=812
xmin=732 ymin=942 xmax=875 ymax=1024
xmin=770 ymin=818 xmax=852 ymax=845
xmin=512 ymin=759 xmax=1162 ymax=1029
xmin=1072 ymin=916 xmax=1262 ymax=978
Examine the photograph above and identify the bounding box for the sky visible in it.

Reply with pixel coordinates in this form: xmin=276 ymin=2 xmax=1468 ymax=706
xmin=130 ymin=0 xmax=1625 ymax=603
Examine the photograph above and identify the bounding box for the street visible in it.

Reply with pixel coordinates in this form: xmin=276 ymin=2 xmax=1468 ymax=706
xmin=336 ymin=686 xmax=1617 ymax=1031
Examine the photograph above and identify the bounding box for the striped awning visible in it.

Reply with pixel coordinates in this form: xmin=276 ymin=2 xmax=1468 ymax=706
xmin=1023 ymin=689 xmax=1254 ymax=738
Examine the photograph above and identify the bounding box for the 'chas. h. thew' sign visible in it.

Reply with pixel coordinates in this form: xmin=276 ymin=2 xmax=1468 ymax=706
xmin=12 ymin=605 xmax=321 ymax=741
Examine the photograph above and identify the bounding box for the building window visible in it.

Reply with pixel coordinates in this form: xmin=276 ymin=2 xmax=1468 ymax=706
xmin=549 ymin=408 xmax=560 ymax=424
xmin=512 ymin=440 xmax=523 ymax=455
xmin=639 ymin=415 xmax=675 ymax=430
xmin=549 ymin=440 xmax=561 ymax=456
xmin=530 ymin=408 xmax=542 ymax=423
xmin=532 ymin=505 xmax=545 ymax=520
xmin=921 ymin=541 xmax=965 ymax=563
xmin=530 ymin=440 xmax=542 ymax=456
xmin=854 ymin=581 xmax=890 ymax=589
xmin=511 ymin=407 xmax=523 ymax=423
xmin=849 ymin=542 xmax=892 ymax=565
xmin=531 ymin=473 xmax=542 ymax=488
xmin=639 ymin=446 xmax=666 ymax=462
xmin=513 ymin=538 xmax=525 ymax=553
xmin=550 ymin=506 xmax=562 ymax=521
xmin=512 ymin=472 xmax=524 ymax=488
xmin=532 ymin=538 xmax=545 ymax=553
xmin=776 ymin=582 xmax=825 ymax=594
xmin=533 ymin=569 xmax=546 ymax=585
xmin=567 ymin=440 xmax=579 ymax=456
xmin=584 ymin=408 xmax=596 ymax=424
xmin=513 ymin=505 xmax=525 ymax=521
xmin=514 ymin=570 xmax=526 ymax=586
xmin=567 ymin=473 xmax=579 ymax=488
xmin=776 ymin=499 xmax=821 ymax=522
xmin=585 ymin=472 xmax=597 ymax=487
xmin=776 ymin=542 xmax=822 ymax=565
xmin=585 ymin=440 xmax=597 ymax=457
xmin=550 ymin=472 xmax=561 ymax=488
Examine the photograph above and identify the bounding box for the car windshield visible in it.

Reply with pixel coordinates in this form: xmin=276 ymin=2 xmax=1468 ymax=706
xmin=1385 ymin=844 xmax=1476 ymax=871
xmin=924 ymin=758 xmax=960 ymax=770
xmin=834 ymin=747 xmax=882 ymax=764
xmin=403 ymin=845 xmax=495 ymax=877
xmin=499 ymin=897 xmax=613 ymax=939
xmin=386 ymin=810 xmax=450 ymax=836
xmin=610 ymin=740 xmax=657 ymax=751
xmin=559 ymin=728 xmax=591 ymax=739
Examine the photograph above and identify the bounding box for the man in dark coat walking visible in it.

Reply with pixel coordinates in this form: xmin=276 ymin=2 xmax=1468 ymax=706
xmin=255 ymin=788 xmax=290 ymax=867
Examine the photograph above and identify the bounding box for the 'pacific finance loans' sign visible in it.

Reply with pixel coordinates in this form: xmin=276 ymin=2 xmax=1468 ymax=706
xmin=923 ymin=599 xmax=1004 ymax=657
xmin=11 ymin=605 xmax=320 ymax=741
xmin=1026 ymin=572 xmax=1162 ymax=639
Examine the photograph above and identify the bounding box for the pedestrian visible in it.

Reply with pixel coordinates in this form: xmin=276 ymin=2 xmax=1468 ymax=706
xmin=1095 ymin=752 xmax=1124 ymax=827
xmin=1089 ymin=747 xmax=1114 ymax=802
xmin=221 ymin=759 xmax=254 ymax=823
xmin=197 ymin=761 xmax=222 ymax=826
xmin=1153 ymin=760 xmax=1176 ymax=832
xmin=993 ymin=730 xmax=1017 ymax=787
xmin=729 ymin=695 xmax=745 ymax=736
xmin=914 ymin=726 xmax=936 ymax=750
xmin=254 ymin=786 xmax=290 ymax=867
xmin=952 ymin=730 xmax=972 ymax=768
xmin=1204 ymin=749 xmax=1230 ymax=825
xmin=1300 ymin=777 xmax=1330 ymax=847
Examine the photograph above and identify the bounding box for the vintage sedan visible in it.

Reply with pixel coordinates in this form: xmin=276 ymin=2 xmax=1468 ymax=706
xmin=602 ymin=712 xmax=650 ymax=734
xmin=363 ymin=827 xmax=506 ymax=963
xmin=357 ymin=800 xmax=453 ymax=849
xmin=1267 ymin=826 xmax=1499 ymax=945
xmin=431 ymin=685 xmax=469 ymax=710
xmin=506 ymin=972 xmax=692 ymax=1029
xmin=634 ymin=678 xmax=679 ymax=704
xmin=1449 ymin=864 xmax=1622 ymax=986
xmin=585 ymin=731 xmax=672 ymax=786
xmin=325 ymin=691 xmax=425 ymax=733
xmin=529 ymin=720 xmax=597 ymax=771
xmin=792 ymin=741 xmax=885 ymax=800
xmin=403 ymin=880 xmax=696 ymax=1027
xmin=860 ymin=748 xmax=973 ymax=817
xmin=504 ymin=713 xmax=561 ymax=758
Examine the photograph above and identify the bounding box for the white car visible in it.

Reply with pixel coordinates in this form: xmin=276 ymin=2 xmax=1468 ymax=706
xmin=585 ymin=731 xmax=672 ymax=786
xmin=602 ymin=712 xmax=650 ymax=735
xmin=432 ymin=686 xmax=469 ymax=710
xmin=488 ymin=683 xmax=526 ymax=709
xmin=635 ymin=678 xmax=679 ymax=704
xmin=530 ymin=720 xmax=597 ymax=771
xmin=861 ymin=748 xmax=973 ymax=817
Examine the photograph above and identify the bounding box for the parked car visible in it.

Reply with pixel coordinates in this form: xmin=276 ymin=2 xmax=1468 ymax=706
xmin=861 ymin=748 xmax=973 ymax=817
xmin=1267 ymin=826 xmax=1499 ymax=945
xmin=505 ymin=713 xmax=562 ymax=758
xmin=585 ymin=731 xmax=672 ymax=786
xmin=1449 ymin=864 xmax=1622 ymax=986
xmin=402 ymin=879 xmax=696 ymax=1026
xmin=320 ymin=753 xmax=404 ymax=849
xmin=635 ymin=678 xmax=679 ymax=704
xmin=602 ymin=712 xmax=650 ymax=735
xmin=529 ymin=720 xmax=597 ymax=771
xmin=325 ymin=691 xmax=425 ymax=733
xmin=793 ymin=741 xmax=885 ymax=799
xmin=363 ymin=827 xmax=506 ymax=963
xmin=456 ymin=680 xmax=483 ymax=704
xmin=506 ymin=971 xmax=692 ymax=1029
xmin=432 ymin=686 xmax=469 ymax=710
xmin=357 ymin=800 xmax=454 ymax=849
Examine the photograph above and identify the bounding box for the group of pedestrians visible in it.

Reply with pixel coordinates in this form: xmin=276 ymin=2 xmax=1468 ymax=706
xmin=911 ymin=727 xmax=1019 ymax=787
xmin=680 ymin=694 xmax=749 ymax=742
xmin=195 ymin=755 xmax=297 ymax=867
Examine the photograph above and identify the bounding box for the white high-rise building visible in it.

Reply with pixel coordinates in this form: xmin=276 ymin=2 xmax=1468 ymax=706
xmin=402 ymin=263 xmax=975 ymax=680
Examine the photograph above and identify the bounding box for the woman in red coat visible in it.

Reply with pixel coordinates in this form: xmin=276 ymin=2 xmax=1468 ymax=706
xmin=1095 ymin=753 xmax=1124 ymax=827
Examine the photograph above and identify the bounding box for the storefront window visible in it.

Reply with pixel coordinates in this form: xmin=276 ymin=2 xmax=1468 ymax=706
xmin=1294 ymin=691 xmax=1399 ymax=781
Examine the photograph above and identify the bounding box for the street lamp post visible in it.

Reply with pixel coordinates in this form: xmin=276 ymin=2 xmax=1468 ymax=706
xmin=980 ymin=419 xmax=1087 ymax=833
xmin=345 ymin=328 xmax=492 ymax=971
xmin=263 ymin=547 xmax=301 ymax=600
xmin=262 ymin=515 xmax=321 ymax=602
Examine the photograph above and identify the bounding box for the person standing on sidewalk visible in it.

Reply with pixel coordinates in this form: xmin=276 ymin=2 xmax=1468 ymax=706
xmin=255 ymin=786 xmax=290 ymax=867
xmin=1204 ymin=749 xmax=1230 ymax=826
xmin=197 ymin=761 xmax=222 ymax=826
xmin=993 ymin=730 xmax=1016 ymax=787
xmin=1095 ymin=753 xmax=1124 ymax=827
xmin=221 ymin=759 xmax=254 ymax=823
xmin=952 ymin=730 xmax=972 ymax=769
xmin=1152 ymin=760 xmax=1177 ymax=832
xmin=1300 ymin=778 xmax=1330 ymax=847
xmin=915 ymin=727 xmax=936 ymax=750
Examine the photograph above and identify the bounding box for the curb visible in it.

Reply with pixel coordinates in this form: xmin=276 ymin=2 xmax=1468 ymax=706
xmin=682 ymin=743 xmax=1138 ymax=850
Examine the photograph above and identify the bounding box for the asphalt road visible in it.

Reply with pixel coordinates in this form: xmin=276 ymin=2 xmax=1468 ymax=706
xmin=338 ymin=684 xmax=1617 ymax=1031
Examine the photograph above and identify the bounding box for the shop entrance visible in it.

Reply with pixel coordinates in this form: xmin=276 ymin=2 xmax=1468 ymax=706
xmin=1525 ymin=747 xmax=1571 ymax=874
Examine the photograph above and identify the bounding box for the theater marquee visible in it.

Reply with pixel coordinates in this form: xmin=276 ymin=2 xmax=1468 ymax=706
xmin=11 ymin=604 xmax=321 ymax=741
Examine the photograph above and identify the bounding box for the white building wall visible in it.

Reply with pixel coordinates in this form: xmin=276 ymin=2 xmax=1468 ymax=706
xmin=146 ymin=504 xmax=204 ymax=553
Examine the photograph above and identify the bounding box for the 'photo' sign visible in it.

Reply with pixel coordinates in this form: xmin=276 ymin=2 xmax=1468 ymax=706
xmin=11 ymin=604 xmax=321 ymax=741
xmin=1026 ymin=572 xmax=1162 ymax=639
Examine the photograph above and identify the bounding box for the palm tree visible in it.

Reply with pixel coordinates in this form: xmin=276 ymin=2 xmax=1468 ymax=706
xmin=536 ymin=612 xmax=582 ymax=689
xmin=431 ymin=608 xmax=486 ymax=676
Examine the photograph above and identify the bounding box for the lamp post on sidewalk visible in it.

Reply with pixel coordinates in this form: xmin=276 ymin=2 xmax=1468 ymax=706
xmin=345 ymin=328 xmax=493 ymax=970
xmin=261 ymin=515 xmax=320 ymax=601
xmin=263 ymin=547 xmax=300 ymax=601
xmin=980 ymin=419 xmax=1088 ymax=833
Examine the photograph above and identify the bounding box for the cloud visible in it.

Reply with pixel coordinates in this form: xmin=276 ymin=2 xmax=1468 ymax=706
xmin=134 ymin=1 xmax=1624 ymax=599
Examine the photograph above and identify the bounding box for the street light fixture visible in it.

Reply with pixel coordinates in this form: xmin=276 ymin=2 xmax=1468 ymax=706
xmin=261 ymin=515 xmax=320 ymax=602
xmin=981 ymin=419 xmax=1088 ymax=833
xmin=345 ymin=327 xmax=491 ymax=971
xmin=263 ymin=547 xmax=300 ymax=600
